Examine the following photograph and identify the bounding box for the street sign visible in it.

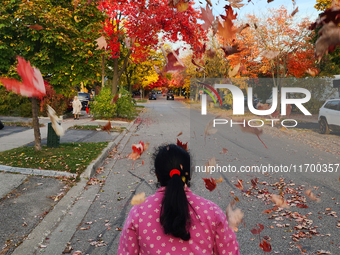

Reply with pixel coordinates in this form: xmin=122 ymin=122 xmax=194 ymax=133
xmin=199 ymin=90 xmax=203 ymax=95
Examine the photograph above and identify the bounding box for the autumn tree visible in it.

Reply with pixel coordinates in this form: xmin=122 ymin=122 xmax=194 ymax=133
xmin=0 ymin=0 xmax=104 ymax=150
xmin=97 ymin=0 xmax=206 ymax=96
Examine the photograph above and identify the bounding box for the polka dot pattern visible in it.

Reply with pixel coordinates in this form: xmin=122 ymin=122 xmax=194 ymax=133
xmin=118 ymin=187 xmax=240 ymax=254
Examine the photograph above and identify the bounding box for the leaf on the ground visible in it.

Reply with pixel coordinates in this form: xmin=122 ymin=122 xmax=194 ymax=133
xmin=234 ymin=179 xmax=243 ymax=189
xmin=251 ymin=177 xmax=258 ymax=188
xmin=202 ymin=177 xmax=217 ymax=191
xmin=221 ymin=148 xmax=228 ymax=154
xmin=95 ymin=36 xmax=107 ymax=50
xmin=200 ymin=4 xmax=215 ymax=31
xmin=262 ymin=209 xmax=272 ymax=214
xmin=72 ymin=251 xmax=83 ymax=255
xmin=177 ymin=138 xmax=188 ymax=151
xmin=63 ymin=245 xmax=73 ymax=253
xmin=80 ymin=226 xmax=90 ymax=230
xmin=271 ymin=194 xmax=289 ymax=209
xmin=177 ymin=131 xmax=183 ymax=137
xmin=259 ymin=239 xmax=272 ymax=253
xmin=131 ymin=192 xmax=146 ymax=205
xmin=226 ymin=200 xmax=244 ymax=231
xmin=316 ymin=250 xmax=331 ymax=254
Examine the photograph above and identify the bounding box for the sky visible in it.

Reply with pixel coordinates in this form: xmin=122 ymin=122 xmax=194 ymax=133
xmin=194 ymin=0 xmax=321 ymax=21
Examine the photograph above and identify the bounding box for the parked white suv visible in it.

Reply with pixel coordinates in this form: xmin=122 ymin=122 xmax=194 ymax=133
xmin=318 ymin=98 xmax=340 ymax=134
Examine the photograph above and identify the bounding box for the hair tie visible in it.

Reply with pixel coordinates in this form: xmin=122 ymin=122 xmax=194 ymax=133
xmin=169 ymin=169 xmax=181 ymax=178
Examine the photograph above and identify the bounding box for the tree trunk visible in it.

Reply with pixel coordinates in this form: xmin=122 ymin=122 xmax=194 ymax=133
xmin=101 ymin=54 xmax=105 ymax=87
xmin=112 ymin=58 xmax=119 ymax=95
xmin=31 ymin=97 xmax=42 ymax=151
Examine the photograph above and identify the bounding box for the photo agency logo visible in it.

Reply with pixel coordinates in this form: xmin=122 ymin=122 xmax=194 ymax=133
xmin=199 ymin=83 xmax=312 ymax=128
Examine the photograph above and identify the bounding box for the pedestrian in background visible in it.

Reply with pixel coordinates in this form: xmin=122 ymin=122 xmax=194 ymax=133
xmin=118 ymin=144 xmax=240 ymax=255
xmin=72 ymin=96 xmax=82 ymax=120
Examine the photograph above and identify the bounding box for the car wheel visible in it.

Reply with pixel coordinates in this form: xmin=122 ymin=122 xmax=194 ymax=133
xmin=319 ymin=118 xmax=330 ymax=134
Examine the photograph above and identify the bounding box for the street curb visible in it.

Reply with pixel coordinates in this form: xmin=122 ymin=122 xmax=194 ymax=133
xmin=11 ymin=112 xmax=142 ymax=255
xmin=0 ymin=165 xmax=77 ymax=178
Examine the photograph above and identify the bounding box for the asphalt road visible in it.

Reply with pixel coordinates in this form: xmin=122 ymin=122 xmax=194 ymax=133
xmin=37 ymin=94 xmax=339 ymax=255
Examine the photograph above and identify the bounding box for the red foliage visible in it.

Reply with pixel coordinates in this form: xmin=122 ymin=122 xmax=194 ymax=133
xmin=98 ymin=0 xmax=206 ymax=61
xmin=259 ymin=239 xmax=272 ymax=253
xmin=177 ymin=138 xmax=188 ymax=151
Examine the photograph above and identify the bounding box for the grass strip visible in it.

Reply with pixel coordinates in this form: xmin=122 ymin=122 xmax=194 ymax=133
xmin=0 ymin=142 xmax=108 ymax=175
xmin=3 ymin=121 xmax=45 ymax=128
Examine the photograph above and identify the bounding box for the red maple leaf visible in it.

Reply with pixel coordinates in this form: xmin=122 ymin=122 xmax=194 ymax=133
xmin=250 ymin=223 xmax=264 ymax=235
xmin=259 ymin=239 xmax=272 ymax=253
xmin=202 ymin=177 xmax=217 ymax=191
xmin=177 ymin=138 xmax=188 ymax=151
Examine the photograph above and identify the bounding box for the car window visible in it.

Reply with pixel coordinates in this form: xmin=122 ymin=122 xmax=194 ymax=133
xmin=324 ymin=100 xmax=340 ymax=110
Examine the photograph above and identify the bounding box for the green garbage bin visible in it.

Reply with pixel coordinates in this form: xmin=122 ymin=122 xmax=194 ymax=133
xmin=47 ymin=122 xmax=60 ymax=148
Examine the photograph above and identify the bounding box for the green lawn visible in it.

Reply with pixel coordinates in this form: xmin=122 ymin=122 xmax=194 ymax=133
xmin=0 ymin=142 xmax=108 ymax=175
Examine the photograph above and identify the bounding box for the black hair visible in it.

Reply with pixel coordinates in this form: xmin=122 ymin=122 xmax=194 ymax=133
xmin=154 ymin=144 xmax=191 ymax=241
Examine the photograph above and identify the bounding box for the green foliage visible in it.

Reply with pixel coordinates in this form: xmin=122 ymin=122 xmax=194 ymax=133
xmin=91 ymin=87 xmax=116 ymax=118
xmin=0 ymin=86 xmax=31 ymax=116
xmin=116 ymin=95 xmax=136 ymax=119
xmin=223 ymin=93 xmax=233 ymax=110
xmin=0 ymin=0 xmax=105 ymax=94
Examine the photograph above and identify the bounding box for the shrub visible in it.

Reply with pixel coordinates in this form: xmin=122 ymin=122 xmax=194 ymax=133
xmin=39 ymin=82 xmax=68 ymax=117
xmin=116 ymin=95 xmax=136 ymax=119
xmin=0 ymin=86 xmax=31 ymax=116
xmin=91 ymin=87 xmax=117 ymax=118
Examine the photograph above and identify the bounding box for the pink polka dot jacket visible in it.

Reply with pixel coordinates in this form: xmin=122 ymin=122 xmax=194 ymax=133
xmin=118 ymin=187 xmax=241 ymax=255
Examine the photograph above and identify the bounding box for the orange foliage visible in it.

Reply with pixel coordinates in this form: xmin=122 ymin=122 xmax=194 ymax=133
xmin=226 ymin=6 xmax=318 ymax=78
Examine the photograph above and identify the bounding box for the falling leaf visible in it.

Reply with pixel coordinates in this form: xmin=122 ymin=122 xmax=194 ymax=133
xmin=215 ymin=176 xmax=223 ymax=183
xmin=177 ymin=138 xmax=188 ymax=151
xmin=259 ymin=239 xmax=272 ymax=253
xmin=217 ymin=5 xmax=238 ymax=42
xmin=305 ymin=189 xmax=321 ymax=202
xmin=234 ymin=179 xmax=243 ymax=189
xmin=47 ymin=105 xmax=65 ymax=136
xmin=204 ymin=117 xmax=218 ymax=141
xmin=129 ymin=141 xmax=149 ymax=160
xmin=102 ymin=121 xmax=111 ymax=134
xmin=25 ymin=24 xmax=44 ymax=30
xmin=192 ymin=59 xmax=205 ymax=72
xmin=115 ymin=227 xmax=123 ymax=231
xmin=228 ymin=63 xmax=241 ymax=77
xmin=111 ymin=94 xmax=119 ymax=104
xmin=131 ymin=192 xmax=146 ymax=205
xmin=221 ymin=44 xmax=244 ymax=57
xmin=239 ymin=121 xmax=267 ymax=149
xmin=200 ymin=4 xmax=215 ymax=31
xmin=163 ymin=49 xmax=186 ymax=73
xmin=176 ymin=0 xmax=189 ymax=12
xmin=262 ymin=50 xmax=280 ymax=59
xmin=251 ymin=177 xmax=258 ymax=188
xmin=205 ymin=156 xmax=216 ymax=173
xmin=0 ymin=56 xmax=46 ymax=97
xmin=315 ymin=22 xmax=340 ymax=61
xmin=229 ymin=0 xmax=244 ymax=9
xmin=306 ymin=68 xmax=319 ymax=76
xmin=205 ymin=0 xmax=212 ymax=6
xmin=226 ymin=200 xmax=244 ymax=231
xmin=177 ymin=131 xmax=183 ymax=137
xmin=250 ymin=223 xmax=264 ymax=235
xmin=291 ymin=7 xmax=299 ymax=16
xmin=271 ymin=194 xmax=289 ymax=209
xmin=95 ymin=36 xmax=107 ymax=50
xmin=202 ymin=177 xmax=217 ymax=191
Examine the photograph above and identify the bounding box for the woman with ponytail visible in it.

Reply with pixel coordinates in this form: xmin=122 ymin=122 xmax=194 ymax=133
xmin=118 ymin=144 xmax=240 ymax=254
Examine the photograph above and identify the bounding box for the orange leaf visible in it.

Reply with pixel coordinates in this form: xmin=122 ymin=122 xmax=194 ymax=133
xmin=304 ymin=189 xmax=321 ymax=202
xmin=25 ymin=24 xmax=44 ymax=30
xmin=262 ymin=209 xmax=272 ymax=214
xmin=131 ymin=192 xmax=146 ymax=205
xmin=259 ymin=239 xmax=272 ymax=253
xmin=102 ymin=120 xmax=111 ymax=134
xmin=271 ymin=194 xmax=289 ymax=209
xmin=234 ymin=179 xmax=243 ymax=190
xmin=177 ymin=138 xmax=188 ymax=151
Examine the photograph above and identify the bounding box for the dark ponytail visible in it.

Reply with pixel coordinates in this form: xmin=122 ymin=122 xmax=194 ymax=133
xmin=154 ymin=144 xmax=191 ymax=241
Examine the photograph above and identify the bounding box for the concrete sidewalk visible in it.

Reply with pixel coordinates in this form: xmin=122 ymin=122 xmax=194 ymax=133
xmin=0 ymin=113 xmax=129 ymax=152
